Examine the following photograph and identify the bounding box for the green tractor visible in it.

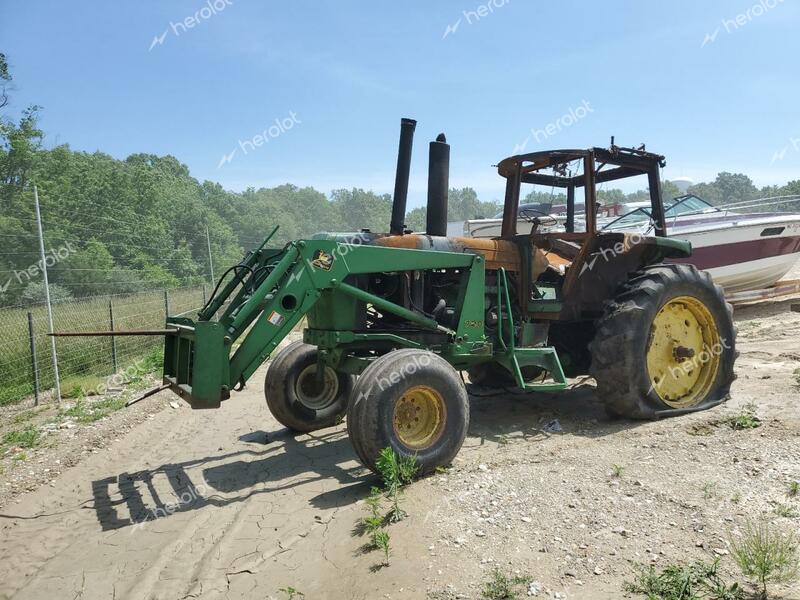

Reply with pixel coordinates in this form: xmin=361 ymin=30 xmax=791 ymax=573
xmin=162 ymin=119 xmax=736 ymax=474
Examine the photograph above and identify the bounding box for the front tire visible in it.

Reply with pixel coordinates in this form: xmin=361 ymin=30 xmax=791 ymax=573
xmin=347 ymin=349 xmax=469 ymax=475
xmin=265 ymin=341 xmax=355 ymax=432
xmin=589 ymin=264 xmax=736 ymax=419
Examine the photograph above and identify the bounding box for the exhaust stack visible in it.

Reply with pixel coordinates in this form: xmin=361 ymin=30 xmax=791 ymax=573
xmin=390 ymin=118 xmax=417 ymax=235
xmin=426 ymin=133 xmax=450 ymax=237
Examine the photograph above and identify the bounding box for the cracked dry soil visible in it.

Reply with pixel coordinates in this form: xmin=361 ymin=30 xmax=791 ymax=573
xmin=1 ymin=296 xmax=799 ymax=600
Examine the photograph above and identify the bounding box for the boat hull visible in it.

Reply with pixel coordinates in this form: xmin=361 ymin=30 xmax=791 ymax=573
xmin=669 ymin=218 xmax=800 ymax=292
xmin=462 ymin=216 xmax=800 ymax=293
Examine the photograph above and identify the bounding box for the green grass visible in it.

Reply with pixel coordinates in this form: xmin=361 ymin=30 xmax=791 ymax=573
xmin=481 ymin=569 xmax=533 ymax=600
xmin=60 ymin=374 xmax=106 ymax=399
xmin=730 ymin=519 xmax=799 ymax=599
xmin=727 ymin=403 xmax=761 ymax=430
xmin=611 ymin=464 xmax=625 ymax=478
xmin=0 ymin=286 xmax=203 ymax=406
xmin=356 ymin=449 xmax=419 ymax=568
xmin=10 ymin=406 xmax=47 ymax=425
xmin=788 ymin=481 xmax=799 ymax=498
xmin=1 ymin=425 xmax=40 ymax=451
xmin=375 ymin=447 xmax=419 ymax=523
xmin=774 ymin=504 xmax=798 ymax=519
xmin=58 ymin=396 xmax=127 ymax=423
xmin=625 ymin=560 xmax=743 ymax=600
xmin=793 ymin=367 xmax=800 ymax=390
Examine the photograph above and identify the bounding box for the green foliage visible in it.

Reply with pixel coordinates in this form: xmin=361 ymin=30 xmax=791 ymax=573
xmin=375 ymin=447 xmax=419 ymax=522
xmin=373 ymin=529 xmax=391 ymax=565
xmin=277 ymin=587 xmax=304 ymax=599
xmin=375 ymin=446 xmax=419 ymax=487
xmin=0 ymin=286 xmax=195 ymax=406
xmin=357 ymin=449 xmax=418 ymax=568
xmin=362 ymin=486 xmax=385 ymax=533
xmin=10 ymin=407 xmax=46 ymax=424
xmin=2 ymin=425 xmax=40 ymax=450
xmin=727 ymin=404 xmax=761 ymax=430
xmin=60 ymin=374 xmax=105 ymax=399
xmin=20 ymin=282 xmax=73 ymax=305
xmin=774 ymin=504 xmax=798 ymax=519
xmin=730 ymin=519 xmax=799 ymax=599
xmin=481 ymin=569 xmax=533 ymax=600
xmin=58 ymin=396 xmax=126 ymax=423
xmin=625 ymin=559 xmax=743 ymax=600
xmin=0 ymin=52 xmax=10 ymax=82
xmin=788 ymin=481 xmax=799 ymax=498
xmin=611 ymin=464 xmax=625 ymax=478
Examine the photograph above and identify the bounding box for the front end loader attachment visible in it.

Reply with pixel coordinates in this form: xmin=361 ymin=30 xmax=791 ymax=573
xmin=163 ymin=318 xmax=230 ymax=409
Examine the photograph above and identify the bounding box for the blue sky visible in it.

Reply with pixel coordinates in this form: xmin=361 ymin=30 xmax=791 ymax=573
xmin=2 ymin=0 xmax=798 ymax=208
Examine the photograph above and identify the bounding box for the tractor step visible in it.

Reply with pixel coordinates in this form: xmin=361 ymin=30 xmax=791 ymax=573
xmin=499 ymin=346 xmax=568 ymax=392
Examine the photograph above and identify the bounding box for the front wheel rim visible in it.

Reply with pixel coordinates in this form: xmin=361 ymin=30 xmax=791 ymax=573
xmin=295 ymin=365 xmax=340 ymax=410
xmin=646 ymin=295 xmax=722 ymax=408
xmin=392 ymin=385 xmax=446 ymax=450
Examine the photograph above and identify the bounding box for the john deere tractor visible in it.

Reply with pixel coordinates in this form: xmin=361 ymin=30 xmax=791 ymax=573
xmin=162 ymin=119 xmax=736 ymax=474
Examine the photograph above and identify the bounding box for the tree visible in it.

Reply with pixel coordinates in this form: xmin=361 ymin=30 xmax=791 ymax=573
xmin=330 ymin=188 xmax=392 ymax=232
xmin=688 ymin=172 xmax=758 ymax=206
xmin=0 ymin=53 xmax=10 ymax=109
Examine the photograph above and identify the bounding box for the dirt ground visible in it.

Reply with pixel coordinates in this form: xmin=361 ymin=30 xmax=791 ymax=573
xmin=1 ymin=292 xmax=799 ymax=599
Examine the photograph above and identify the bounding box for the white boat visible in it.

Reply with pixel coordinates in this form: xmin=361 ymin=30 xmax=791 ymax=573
xmin=464 ymin=194 xmax=800 ymax=293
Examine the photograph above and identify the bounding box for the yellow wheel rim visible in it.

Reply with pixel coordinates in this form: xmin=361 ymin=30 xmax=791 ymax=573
xmin=392 ymin=385 xmax=446 ymax=450
xmin=646 ymin=295 xmax=721 ymax=409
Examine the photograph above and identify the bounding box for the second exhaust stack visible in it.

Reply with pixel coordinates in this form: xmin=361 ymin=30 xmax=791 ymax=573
xmin=426 ymin=133 xmax=450 ymax=237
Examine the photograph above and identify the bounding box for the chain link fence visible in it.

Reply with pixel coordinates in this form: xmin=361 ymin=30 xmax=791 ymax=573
xmin=0 ymin=286 xmax=206 ymax=406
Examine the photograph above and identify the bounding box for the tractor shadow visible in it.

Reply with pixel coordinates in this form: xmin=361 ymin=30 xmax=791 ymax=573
xmin=89 ymin=382 xmax=649 ymax=532
xmin=466 ymin=380 xmax=650 ymax=447
xmin=88 ymin=427 xmax=374 ymax=532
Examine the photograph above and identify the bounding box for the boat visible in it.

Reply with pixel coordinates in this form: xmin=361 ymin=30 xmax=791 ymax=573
xmin=464 ymin=194 xmax=800 ymax=293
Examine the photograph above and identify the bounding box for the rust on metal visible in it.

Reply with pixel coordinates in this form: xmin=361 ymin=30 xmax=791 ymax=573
xmin=125 ymin=383 xmax=171 ymax=407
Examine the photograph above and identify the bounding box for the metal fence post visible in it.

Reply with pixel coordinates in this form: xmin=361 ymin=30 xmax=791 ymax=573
xmin=206 ymin=226 xmax=215 ymax=285
xmin=202 ymin=284 xmax=207 ymax=306
xmin=164 ymin=289 xmax=170 ymax=319
xmin=109 ymin=298 xmax=118 ymax=372
xmin=27 ymin=311 xmax=40 ymax=406
xmin=33 ymin=185 xmax=61 ymax=403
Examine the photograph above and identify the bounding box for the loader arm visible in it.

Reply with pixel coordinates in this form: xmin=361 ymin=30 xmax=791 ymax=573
xmin=163 ymin=238 xmax=487 ymax=408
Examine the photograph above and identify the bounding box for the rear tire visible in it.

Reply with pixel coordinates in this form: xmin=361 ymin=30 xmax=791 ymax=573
xmin=265 ymin=341 xmax=355 ymax=432
xmin=589 ymin=264 xmax=736 ymax=419
xmin=347 ymin=349 xmax=469 ymax=475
